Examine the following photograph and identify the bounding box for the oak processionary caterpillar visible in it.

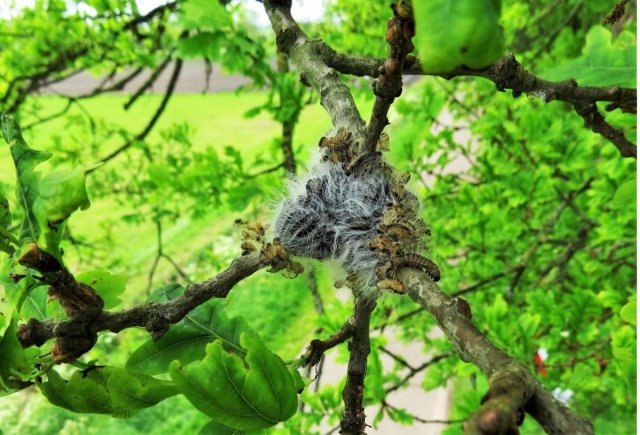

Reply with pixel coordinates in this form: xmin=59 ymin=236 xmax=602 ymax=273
xmin=274 ymin=149 xmax=439 ymax=299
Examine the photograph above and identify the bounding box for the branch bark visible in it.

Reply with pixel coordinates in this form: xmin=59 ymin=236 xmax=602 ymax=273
xmin=323 ymin=50 xmax=636 ymax=158
xmin=398 ymin=268 xmax=594 ymax=435
xmin=18 ymin=253 xmax=263 ymax=353
xmin=263 ymin=0 xmax=365 ymax=136
xmin=340 ymin=297 xmax=376 ymax=434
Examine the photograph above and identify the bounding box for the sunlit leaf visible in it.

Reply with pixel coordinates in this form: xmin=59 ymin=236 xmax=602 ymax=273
xmin=170 ymin=333 xmax=298 ymax=431
xmin=611 ymin=178 xmax=636 ymax=208
xmin=76 ymin=270 xmax=128 ymax=310
xmin=1 ymin=114 xmax=52 ymax=242
xmin=620 ymin=300 xmax=636 ymax=325
xmin=180 ymin=0 xmax=231 ymax=30
xmin=543 ymin=26 xmax=637 ymax=87
xmin=127 ymin=299 xmax=252 ymax=375
xmin=0 ymin=317 xmax=30 ymax=394
xmin=414 ymin=0 xmax=504 ymax=73
xmin=38 ymin=366 xmax=178 ymax=416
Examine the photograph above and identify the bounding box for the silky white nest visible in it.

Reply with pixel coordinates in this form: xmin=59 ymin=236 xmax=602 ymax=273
xmin=274 ymin=161 xmax=396 ymax=292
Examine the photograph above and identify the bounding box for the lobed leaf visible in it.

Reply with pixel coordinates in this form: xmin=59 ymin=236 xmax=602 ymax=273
xmin=1 ymin=114 xmax=52 ymax=243
xmin=126 ymin=299 xmax=252 ymax=375
xmin=38 ymin=366 xmax=178 ymax=417
xmin=170 ymin=333 xmax=298 ymax=431
xmin=76 ymin=270 xmax=128 ymax=310
xmin=0 ymin=317 xmax=30 ymax=394
xmin=543 ymin=26 xmax=637 ymax=87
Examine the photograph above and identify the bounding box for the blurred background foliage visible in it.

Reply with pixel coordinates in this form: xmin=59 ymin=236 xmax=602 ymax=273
xmin=0 ymin=0 xmax=636 ymax=433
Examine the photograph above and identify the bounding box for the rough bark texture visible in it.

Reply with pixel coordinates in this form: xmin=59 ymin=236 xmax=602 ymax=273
xmin=399 ymin=268 xmax=595 ymax=435
xmin=18 ymin=253 xmax=263 ymax=350
xmin=264 ymin=0 xmax=365 ymax=137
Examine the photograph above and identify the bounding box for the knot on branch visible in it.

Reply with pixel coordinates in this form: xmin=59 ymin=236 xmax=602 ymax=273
xmin=490 ymin=54 xmax=520 ymax=92
xmin=17 ymin=318 xmax=51 ymax=347
xmin=51 ymin=329 xmax=98 ymax=364
xmin=466 ymin=365 xmax=532 ymax=434
xmin=275 ymin=27 xmax=298 ymax=55
xmin=145 ymin=310 xmax=172 ymax=340
xmin=302 ymin=318 xmax=357 ymax=367
xmin=18 ymin=243 xmax=104 ymax=317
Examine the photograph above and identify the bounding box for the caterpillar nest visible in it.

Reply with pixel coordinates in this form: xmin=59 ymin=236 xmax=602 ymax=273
xmin=274 ymin=128 xmax=440 ymax=299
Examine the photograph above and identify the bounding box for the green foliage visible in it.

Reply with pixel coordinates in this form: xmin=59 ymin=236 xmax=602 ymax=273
xmin=127 ymin=298 xmax=253 ymax=375
xmin=612 ymin=177 xmax=636 ymax=208
xmin=170 ymin=334 xmax=298 ymax=431
xmin=414 ymin=0 xmax=505 ymax=73
xmin=620 ymin=300 xmax=636 ymax=325
xmin=1 ymin=114 xmax=52 ymax=243
xmin=39 ymin=366 xmax=178 ymax=417
xmin=0 ymin=317 xmax=30 ymax=394
xmin=76 ymin=270 xmax=128 ymax=310
xmin=199 ymin=420 xmax=264 ymax=434
xmin=33 ymin=167 xmax=91 ymax=258
xmin=0 ymin=194 xmax=13 ymax=256
xmin=544 ymin=25 xmax=637 ymax=87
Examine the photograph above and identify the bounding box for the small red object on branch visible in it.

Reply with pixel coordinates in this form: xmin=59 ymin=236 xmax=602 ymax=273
xmin=534 ymin=348 xmax=548 ymax=377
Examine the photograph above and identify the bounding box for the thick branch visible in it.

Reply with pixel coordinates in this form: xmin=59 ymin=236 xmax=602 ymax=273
xmin=324 ymin=51 xmax=636 ymax=157
xmin=398 ymin=268 xmax=594 ymax=435
xmin=18 ymin=253 xmax=263 ymax=350
xmin=263 ymin=0 xmax=364 ymax=135
xmin=340 ymin=297 xmax=376 ymax=434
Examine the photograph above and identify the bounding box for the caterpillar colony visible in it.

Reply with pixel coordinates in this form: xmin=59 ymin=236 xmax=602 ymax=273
xmin=267 ymin=128 xmax=440 ymax=299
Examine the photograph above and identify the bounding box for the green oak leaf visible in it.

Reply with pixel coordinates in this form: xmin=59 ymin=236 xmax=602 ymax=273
xmin=620 ymin=301 xmax=636 ymax=325
xmin=126 ymin=299 xmax=252 ymax=375
xmin=178 ymin=33 xmax=223 ymax=59
xmin=38 ymin=366 xmax=178 ymax=417
xmin=543 ymin=26 xmax=637 ymax=87
xmin=611 ymin=178 xmax=636 ymax=208
xmin=170 ymin=333 xmax=298 ymax=431
xmin=32 ymin=167 xmax=93 ymax=259
xmin=76 ymin=270 xmax=128 ymax=310
xmin=0 ymin=317 xmax=30 ymax=394
xmin=180 ymin=0 xmax=231 ymax=31
xmin=414 ymin=0 xmax=504 ymax=73
xmin=0 ymin=194 xmax=15 ymax=256
xmin=18 ymin=285 xmax=48 ymax=321
xmin=146 ymin=283 xmax=184 ymax=302
xmin=1 ymin=114 xmax=52 ymax=243
xmin=199 ymin=421 xmax=264 ymax=435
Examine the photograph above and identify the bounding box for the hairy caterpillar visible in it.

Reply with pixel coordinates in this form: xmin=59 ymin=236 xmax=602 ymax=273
xmin=273 ymin=129 xmax=438 ymax=298
xmin=394 ymin=253 xmax=441 ymax=282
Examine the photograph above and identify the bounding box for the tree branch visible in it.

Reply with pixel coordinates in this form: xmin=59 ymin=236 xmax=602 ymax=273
xmin=340 ymin=297 xmax=376 ymax=434
xmin=398 ymin=268 xmax=594 ymax=434
xmin=263 ymin=0 xmax=365 ymax=136
xmin=93 ymin=57 xmax=183 ymax=168
xmin=304 ymin=316 xmax=356 ymax=367
xmin=363 ymin=5 xmax=415 ymax=154
xmin=323 ymin=50 xmax=636 ymax=157
xmin=17 ymin=253 xmax=263 ymax=355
